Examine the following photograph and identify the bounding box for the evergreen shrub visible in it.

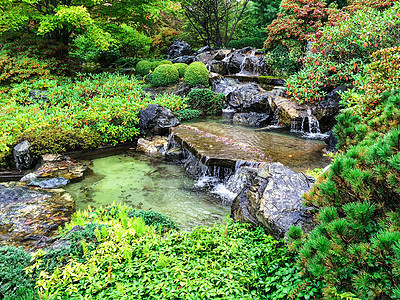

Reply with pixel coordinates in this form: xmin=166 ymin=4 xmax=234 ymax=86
xmin=184 ymin=62 xmax=209 ymax=87
xmin=290 ymin=47 xmax=400 ymax=299
xmin=173 ymin=63 xmax=188 ymax=78
xmin=151 ymin=64 xmax=179 ymax=87
xmin=135 ymin=60 xmax=153 ymax=76
xmin=186 ymin=89 xmax=225 ymax=115
xmin=228 ymin=37 xmax=265 ymax=49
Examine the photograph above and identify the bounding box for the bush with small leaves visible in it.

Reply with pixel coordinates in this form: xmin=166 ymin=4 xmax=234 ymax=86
xmin=186 ymin=88 xmax=225 ymax=115
xmin=173 ymin=63 xmax=188 ymax=78
xmin=135 ymin=60 xmax=153 ymax=76
xmin=151 ymin=64 xmax=179 ymax=87
xmin=184 ymin=61 xmax=209 ymax=87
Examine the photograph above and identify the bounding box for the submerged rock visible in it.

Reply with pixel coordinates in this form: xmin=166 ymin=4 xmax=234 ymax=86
xmin=0 ymin=182 xmax=75 ymax=250
xmin=231 ymin=163 xmax=316 ymax=239
xmin=13 ymin=140 xmax=36 ymax=170
xmin=139 ymin=104 xmax=180 ymax=136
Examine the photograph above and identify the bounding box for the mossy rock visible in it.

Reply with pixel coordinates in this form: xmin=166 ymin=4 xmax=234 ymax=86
xmin=151 ymin=64 xmax=179 ymax=87
xmin=136 ymin=60 xmax=153 ymax=76
xmin=174 ymin=63 xmax=188 ymax=78
xmin=184 ymin=62 xmax=209 ymax=87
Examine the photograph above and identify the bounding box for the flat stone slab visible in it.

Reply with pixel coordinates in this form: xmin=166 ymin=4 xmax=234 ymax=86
xmin=171 ymin=122 xmax=330 ymax=172
xmin=170 ymin=125 xmax=268 ymax=168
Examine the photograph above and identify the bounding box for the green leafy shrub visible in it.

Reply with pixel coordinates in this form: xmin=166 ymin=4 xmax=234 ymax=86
xmin=151 ymin=64 xmax=179 ymax=87
xmin=264 ymin=44 xmax=301 ymax=77
xmin=173 ymin=63 xmax=188 ymax=78
xmin=0 ymin=73 xmax=187 ymax=167
xmin=184 ymin=61 xmax=209 ymax=87
xmin=26 ymin=205 xmax=321 ymax=299
xmin=0 ymin=246 xmax=38 ymax=299
xmin=70 ymin=35 xmax=101 ymax=63
xmin=135 ymin=60 xmax=153 ymax=76
xmin=175 ymin=109 xmax=201 ymax=121
xmin=228 ymin=37 xmax=265 ymax=49
xmin=286 ymin=2 xmax=400 ymax=103
xmin=114 ymin=57 xmax=140 ymax=69
xmin=186 ymin=89 xmax=225 ymax=116
xmin=292 ymin=47 xmax=400 ymax=298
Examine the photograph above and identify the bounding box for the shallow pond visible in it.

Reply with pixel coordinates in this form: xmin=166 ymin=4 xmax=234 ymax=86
xmin=65 ymin=152 xmax=231 ymax=230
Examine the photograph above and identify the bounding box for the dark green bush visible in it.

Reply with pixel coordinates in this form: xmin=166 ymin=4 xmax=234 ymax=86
xmin=0 ymin=246 xmax=38 ymax=299
xmin=175 ymin=109 xmax=201 ymax=121
xmin=114 ymin=57 xmax=140 ymax=69
xmin=186 ymin=89 xmax=225 ymax=115
xmin=151 ymin=64 xmax=179 ymax=87
xmin=184 ymin=61 xmax=209 ymax=87
xmin=264 ymin=45 xmax=300 ymax=77
xmin=173 ymin=63 xmax=188 ymax=78
xmin=135 ymin=60 xmax=153 ymax=76
xmin=228 ymin=37 xmax=265 ymax=49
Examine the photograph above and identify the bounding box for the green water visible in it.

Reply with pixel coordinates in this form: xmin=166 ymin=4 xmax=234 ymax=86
xmin=65 ymin=152 xmax=230 ymax=230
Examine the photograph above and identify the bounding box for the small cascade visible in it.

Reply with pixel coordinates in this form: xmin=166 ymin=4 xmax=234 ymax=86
xmin=290 ymin=110 xmax=328 ymax=139
xmin=270 ymin=107 xmax=283 ymax=128
xmin=237 ymin=55 xmax=261 ymax=76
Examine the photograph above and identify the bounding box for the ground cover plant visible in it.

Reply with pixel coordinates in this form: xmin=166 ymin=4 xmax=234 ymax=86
xmin=0 ymin=73 xmax=187 ymax=167
xmin=0 ymin=204 xmax=321 ymax=300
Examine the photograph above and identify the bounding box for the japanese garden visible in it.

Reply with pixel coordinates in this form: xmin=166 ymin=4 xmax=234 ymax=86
xmin=0 ymin=0 xmax=399 ymax=299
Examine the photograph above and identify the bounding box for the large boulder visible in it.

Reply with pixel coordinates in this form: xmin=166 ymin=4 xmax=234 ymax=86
xmin=228 ymin=82 xmax=271 ymax=113
xmin=171 ymin=56 xmax=195 ymax=64
xmin=233 ymin=112 xmax=271 ymax=127
xmin=13 ymin=140 xmax=35 ymax=170
xmin=310 ymin=86 xmax=346 ymax=132
xmin=168 ymin=39 xmax=194 ymax=59
xmin=139 ymin=104 xmax=180 ymax=136
xmin=227 ymin=52 xmax=245 ymax=74
xmin=231 ymin=163 xmax=316 ymax=239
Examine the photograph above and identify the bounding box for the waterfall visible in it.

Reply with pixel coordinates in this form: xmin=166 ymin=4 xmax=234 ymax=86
xmin=290 ymin=109 xmax=328 ymax=139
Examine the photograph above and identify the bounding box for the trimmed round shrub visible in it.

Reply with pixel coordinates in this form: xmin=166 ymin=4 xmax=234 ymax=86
xmin=136 ymin=60 xmax=153 ymax=76
xmin=151 ymin=60 xmax=173 ymax=69
xmin=151 ymin=64 xmax=179 ymax=87
xmin=174 ymin=63 xmax=188 ymax=78
xmin=184 ymin=61 xmax=209 ymax=87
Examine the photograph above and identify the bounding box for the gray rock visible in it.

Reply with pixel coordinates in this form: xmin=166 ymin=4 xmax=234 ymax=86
xmin=325 ymin=131 xmax=338 ymax=152
xmin=28 ymin=90 xmax=48 ymax=103
xmin=168 ymin=39 xmax=194 ymax=59
xmin=212 ymin=77 xmax=241 ymax=97
xmin=13 ymin=140 xmax=35 ymax=170
xmin=227 ymin=52 xmax=245 ymax=74
xmin=231 ymin=163 xmax=316 ymax=239
xmin=171 ymin=55 xmax=195 ymax=64
xmin=28 ymin=177 xmax=70 ymax=189
xmin=208 ymin=60 xmax=228 ymax=75
xmin=139 ymin=104 xmax=180 ymax=136
xmin=233 ymin=112 xmax=271 ymax=127
xmin=228 ymin=82 xmax=270 ymax=112
xmin=194 ymin=46 xmax=212 ymax=56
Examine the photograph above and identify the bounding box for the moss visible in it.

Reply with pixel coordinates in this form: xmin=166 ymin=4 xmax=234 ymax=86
xmin=184 ymin=61 xmax=209 ymax=87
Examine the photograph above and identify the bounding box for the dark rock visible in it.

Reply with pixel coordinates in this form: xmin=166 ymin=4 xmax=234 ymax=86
xmin=231 ymin=163 xmax=316 ymax=239
xmin=171 ymin=55 xmax=195 ymax=64
xmin=233 ymin=112 xmax=271 ymax=127
xmin=311 ymin=86 xmax=347 ymax=132
xmin=117 ymin=68 xmax=134 ymax=75
xmin=28 ymin=90 xmax=48 ymax=103
xmin=28 ymin=177 xmax=70 ymax=189
xmin=325 ymin=131 xmax=338 ymax=152
xmin=228 ymin=82 xmax=270 ymax=112
xmin=228 ymin=52 xmax=245 ymax=74
xmin=139 ymin=104 xmax=180 ymax=137
xmin=195 ymin=46 xmax=212 ymax=55
xmin=208 ymin=60 xmax=228 ymax=75
xmin=13 ymin=140 xmax=35 ymax=170
xmin=168 ymin=39 xmax=194 ymax=59
xmin=238 ymin=47 xmax=253 ymax=54
xmin=0 ymin=182 xmax=75 ymax=250
xmin=50 ymin=225 xmax=83 ymax=250
xmin=164 ymin=147 xmax=184 ymax=161
xmin=212 ymin=77 xmax=241 ymax=97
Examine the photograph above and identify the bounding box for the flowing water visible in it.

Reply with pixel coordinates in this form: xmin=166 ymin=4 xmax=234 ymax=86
xmin=66 ymin=118 xmax=330 ymax=229
xmin=65 ymin=152 xmax=231 ymax=230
